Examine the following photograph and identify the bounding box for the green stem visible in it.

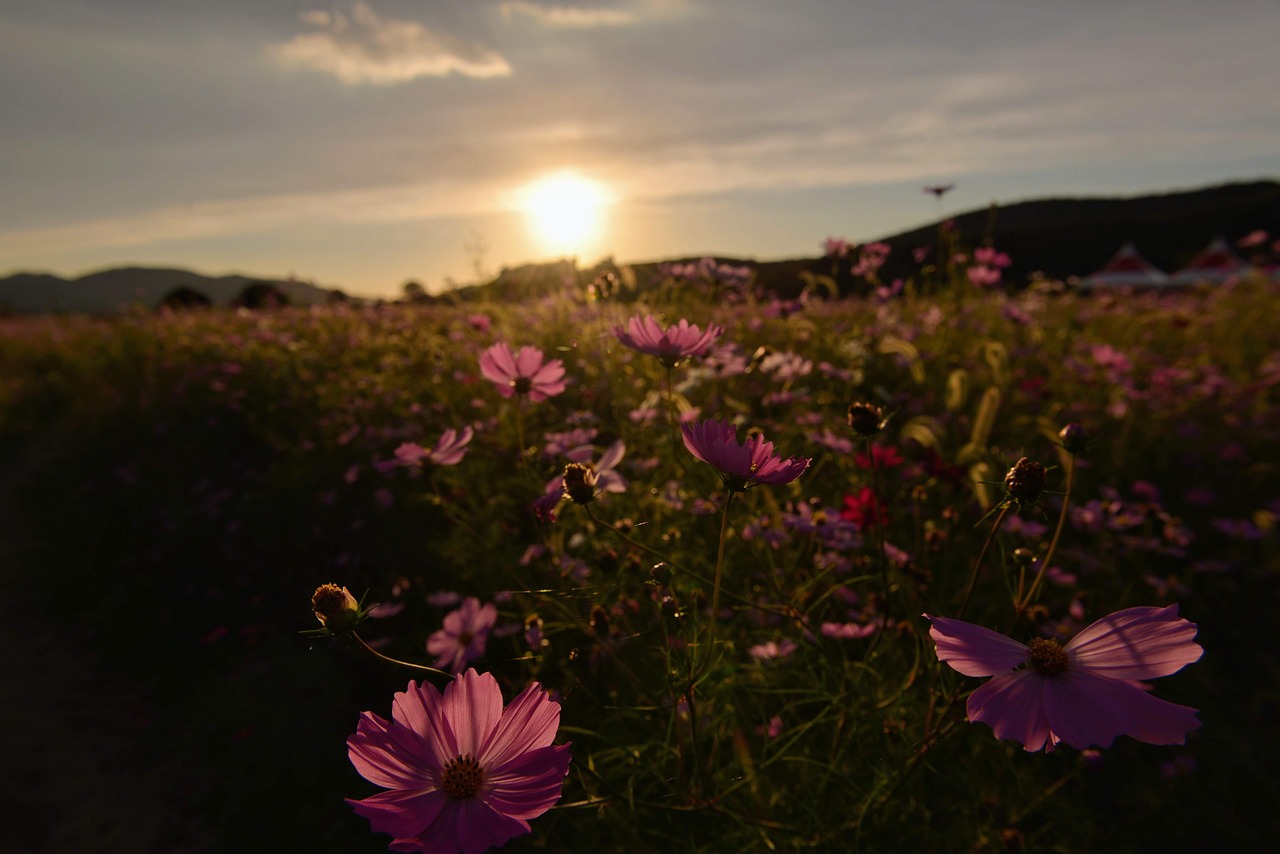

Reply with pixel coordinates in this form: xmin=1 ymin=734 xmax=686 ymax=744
xmin=955 ymin=502 xmax=1010 ymax=620
xmin=705 ymin=489 xmax=736 ymax=659
xmin=865 ymin=437 xmax=892 ymax=619
xmin=353 ymin=633 xmax=451 ymax=678
xmin=1017 ymin=455 xmax=1075 ymax=614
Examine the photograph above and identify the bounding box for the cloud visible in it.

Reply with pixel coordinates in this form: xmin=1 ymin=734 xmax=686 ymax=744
xmin=499 ymin=0 xmax=690 ymax=29
xmin=269 ymin=2 xmax=511 ymax=85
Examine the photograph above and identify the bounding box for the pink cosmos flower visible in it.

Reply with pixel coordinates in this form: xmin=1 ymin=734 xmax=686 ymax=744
xmin=822 ymin=237 xmax=851 ymax=258
xmin=681 ymin=418 xmax=810 ymax=492
xmin=532 ymin=440 xmax=628 ymax=521
xmin=347 ymin=669 xmax=571 ymax=853
xmin=427 ymin=597 xmax=498 ymax=674
xmin=613 ymin=315 xmax=724 ymax=366
xmin=478 ymin=343 xmax=566 ymax=402
xmin=925 ymin=605 xmax=1203 ymax=752
xmin=377 ymin=427 xmax=475 ymax=472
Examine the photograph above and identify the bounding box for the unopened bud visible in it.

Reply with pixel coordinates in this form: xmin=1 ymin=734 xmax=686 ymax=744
xmin=311 ymin=583 xmax=361 ymax=633
xmin=1058 ymin=423 xmax=1089 ymax=455
xmin=847 ymin=402 xmax=885 ymax=436
xmin=1004 ymin=457 xmax=1047 ymax=504
xmin=562 ymin=463 xmax=597 ymax=505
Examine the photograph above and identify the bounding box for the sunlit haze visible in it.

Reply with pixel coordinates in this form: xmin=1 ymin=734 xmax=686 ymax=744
xmin=1 ymin=0 xmax=1277 ymax=296
xmin=518 ymin=172 xmax=612 ymax=256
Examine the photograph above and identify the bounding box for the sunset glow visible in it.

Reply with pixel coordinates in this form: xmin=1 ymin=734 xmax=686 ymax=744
xmin=519 ymin=172 xmax=611 ymax=255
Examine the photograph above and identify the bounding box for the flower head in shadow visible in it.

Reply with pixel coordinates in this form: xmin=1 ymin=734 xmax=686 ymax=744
xmin=925 ymin=605 xmax=1202 ymax=752
xmin=681 ymin=418 xmax=809 ymax=493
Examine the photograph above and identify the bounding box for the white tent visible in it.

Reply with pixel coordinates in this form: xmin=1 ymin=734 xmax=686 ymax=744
xmin=1078 ymin=242 xmax=1169 ymax=290
xmin=1169 ymin=236 xmax=1253 ymax=286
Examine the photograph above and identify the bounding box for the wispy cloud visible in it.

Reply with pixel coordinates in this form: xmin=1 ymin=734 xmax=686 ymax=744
xmin=499 ymin=0 xmax=690 ymax=29
xmin=268 ymin=2 xmax=511 ymax=85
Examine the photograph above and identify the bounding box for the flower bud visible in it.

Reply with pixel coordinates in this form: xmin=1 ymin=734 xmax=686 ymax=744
xmin=1003 ymin=457 xmax=1047 ymax=504
xmin=1058 ymin=423 xmax=1089 ymax=455
xmin=847 ymin=402 xmax=885 ymax=436
xmin=311 ymin=583 xmax=361 ymax=633
xmin=561 ymin=463 xmax=597 ymax=505
xmin=1012 ymin=548 xmax=1037 ymax=567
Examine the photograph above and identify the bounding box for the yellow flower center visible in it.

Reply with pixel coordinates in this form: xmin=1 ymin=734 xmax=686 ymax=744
xmin=441 ymin=754 xmax=484 ymax=799
xmin=1028 ymin=637 xmax=1070 ymax=676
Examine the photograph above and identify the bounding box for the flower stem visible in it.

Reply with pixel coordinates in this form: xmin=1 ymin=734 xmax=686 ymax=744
xmin=352 ymin=633 xmax=451 ymax=678
xmin=1017 ymin=454 xmax=1075 ymax=614
xmin=704 ymin=489 xmax=736 ymax=662
xmin=865 ymin=437 xmax=892 ymax=619
xmin=955 ymin=502 xmax=1010 ymax=620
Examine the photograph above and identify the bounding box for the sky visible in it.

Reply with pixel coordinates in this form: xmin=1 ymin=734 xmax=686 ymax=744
xmin=2 ymin=0 xmax=1278 ymax=298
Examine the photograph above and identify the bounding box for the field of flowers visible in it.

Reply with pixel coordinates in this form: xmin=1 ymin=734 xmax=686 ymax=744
xmin=2 ymin=257 xmax=1278 ymax=852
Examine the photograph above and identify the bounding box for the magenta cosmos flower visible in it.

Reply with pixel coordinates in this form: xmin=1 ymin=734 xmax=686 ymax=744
xmin=925 ymin=605 xmax=1203 ymax=752
xmin=613 ymin=315 xmax=724 ymax=367
xmin=681 ymin=418 xmax=810 ymax=492
xmin=377 ymin=427 xmax=475 ymax=473
xmin=478 ymin=343 xmax=566 ymax=402
xmin=428 ymin=597 xmax=498 ymax=674
xmin=347 ymin=669 xmax=571 ymax=853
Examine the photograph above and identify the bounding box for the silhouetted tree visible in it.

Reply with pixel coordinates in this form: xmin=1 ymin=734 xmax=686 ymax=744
xmin=157 ymin=286 xmax=212 ymax=311
xmin=232 ymin=281 xmax=290 ymax=309
xmin=401 ymin=280 xmax=428 ymax=303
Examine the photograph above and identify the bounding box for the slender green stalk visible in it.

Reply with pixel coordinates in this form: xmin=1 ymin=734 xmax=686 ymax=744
xmin=705 ymin=489 xmax=736 ymax=659
xmin=955 ymin=502 xmax=1010 ymax=620
xmin=864 ymin=437 xmax=892 ymax=618
xmin=353 ymin=632 xmax=451 ymax=678
xmin=1017 ymin=454 xmax=1075 ymax=614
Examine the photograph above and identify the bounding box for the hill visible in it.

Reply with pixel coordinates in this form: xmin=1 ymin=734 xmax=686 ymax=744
xmin=0 ymin=267 xmax=343 ymax=315
xmin=453 ymin=179 xmax=1280 ymax=302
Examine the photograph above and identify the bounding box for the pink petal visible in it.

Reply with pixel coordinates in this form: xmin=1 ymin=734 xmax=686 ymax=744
xmin=453 ymin=797 xmax=533 ymax=854
xmin=1065 ymin=605 xmax=1203 ymax=680
xmin=479 ymin=343 xmax=516 ymax=385
xmin=346 ymin=787 xmax=445 ymax=840
xmin=926 ymin=614 xmax=1030 ymax=676
xmin=441 ymin=669 xmax=504 ymax=756
xmin=391 ymin=680 xmax=457 ymax=763
xmin=966 ymin=670 xmax=1056 ymax=752
xmin=348 ymin=711 xmax=435 ymax=789
xmin=479 ymin=683 xmax=562 ymax=770
xmin=1042 ymin=670 xmax=1200 ymax=749
xmin=482 ymin=743 xmax=572 ymax=820
xmin=514 ymin=345 xmax=544 ymax=377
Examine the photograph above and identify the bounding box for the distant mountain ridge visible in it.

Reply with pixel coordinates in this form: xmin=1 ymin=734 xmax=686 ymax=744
xmin=452 ymin=179 xmax=1280 ymax=303
xmin=3 ymin=179 xmax=1277 ymax=313
xmin=0 ymin=267 xmax=340 ymax=315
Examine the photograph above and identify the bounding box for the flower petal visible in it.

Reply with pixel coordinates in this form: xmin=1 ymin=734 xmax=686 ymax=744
xmin=453 ymin=797 xmax=533 ymax=854
xmin=479 ymin=683 xmax=562 ymax=769
xmin=483 ymin=743 xmax=572 ymax=820
xmin=392 ymin=680 xmax=457 ymax=763
xmin=442 ymin=669 xmax=504 ymax=757
xmin=966 ymin=670 xmax=1056 ymax=752
xmin=925 ymin=614 xmax=1030 ymax=676
xmin=1065 ymin=605 xmax=1203 ymax=680
xmin=1042 ymin=669 xmax=1201 ymax=749
xmin=348 ymin=711 xmax=436 ymax=789
xmin=346 ymin=787 xmax=445 ymax=840
xmin=479 ymin=343 xmax=516 ymax=385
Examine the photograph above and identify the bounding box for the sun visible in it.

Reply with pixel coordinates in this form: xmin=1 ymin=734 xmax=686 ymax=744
xmin=519 ymin=172 xmax=610 ymax=255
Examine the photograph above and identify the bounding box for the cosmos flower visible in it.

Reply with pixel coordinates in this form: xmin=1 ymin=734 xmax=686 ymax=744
xmin=533 ymin=440 xmax=628 ymax=520
xmin=347 ymin=669 xmax=571 ymax=854
xmin=925 ymin=605 xmax=1203 ymax=752
xmin=376 ymin=427 xmax=475 ymax=473
xmin=478 ymin=343 xmax=566 ymax=402
xmin=612 ymin=315 xmax=724 ymax=366
xmin=681 ymin=419 xmax=810 ymax=492
xmin=427 ymin=597 xmax=498 ymax=674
